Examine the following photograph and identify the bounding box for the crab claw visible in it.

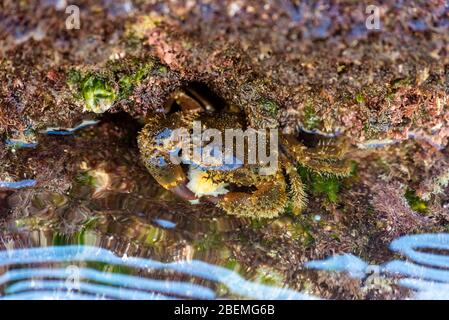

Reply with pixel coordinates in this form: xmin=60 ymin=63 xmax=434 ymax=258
xmin=214 ymin=173 xmax=289 ymax=219
xmin=142 ymin=154 xmax=198 ymax=201
xmin=138 ymin=117 xmax=198 ymax=202
xmin=142 ymin=158 xmax=199 ymax=201
xmin=170 ymin=182 xmax=198 ymax=201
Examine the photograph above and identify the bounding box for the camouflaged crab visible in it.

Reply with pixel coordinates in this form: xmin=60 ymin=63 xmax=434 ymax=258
xmin=137 ymin=87 xmax=352 ymax=218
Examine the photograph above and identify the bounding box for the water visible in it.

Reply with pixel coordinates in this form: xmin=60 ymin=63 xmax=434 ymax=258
xmin=40 ymin=120 xmax=100 ymax=135
xmin=0 ymin=245 xmax=315 ymax=300
xmin=306 ymin=233 xmax=449 ymax=300
xmin=1 ymin=119 xmax=448 ymax=300
xmin=1 ymin=120 xmax=319 ymax=299
xmin=0 ymin=180 xmax=36 ymax=189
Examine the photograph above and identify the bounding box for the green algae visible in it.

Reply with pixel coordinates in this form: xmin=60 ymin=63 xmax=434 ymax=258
xmin=193 ymin=233 xmax=223 ymax=252
xmin=80 ymin=75 xmax=116 ymax=113
xmin=224 ymin=257 xmax=241 ymax=272
xmin=312 ymin=176 xmax=341 ymax=203
xmin=67 ymin=69 xmax=117 ymax=113
xmin=297 ymin=165 xmax=343 ymax=204
xmin=89 ymin=262 xmax=135 ymax=276
xmin=67 ymin=69 xmax=83 ymax=89
xmin=303 ymin=102 xmax=322 ymax=130
xmin=249 ymin=218 xmax=269 ymax=230
xmin=75 ymin=172 xmax=97 ymax=187
xmin=141 ymin=225 xmax=164 ymax=245
xmin=117 ymin=60 xmax=155 ymax=99
xmin=67 ymin=57 xmax=166 ymax=113
xmin=289 ymin=219 xmax=315 ymax=246
xmin=405 ymin=188 xmax=428 ymax=214
xmin=258 ymin=97 xmax=279 ymax=118
xmin=52 ymin=231 xmax=86 ymax=246
xmin=157 ymin=65 xmax=168 ymax=74
xmin=355 ymin=92 xmax=365 ymax=104
xmin=254 ymin=266 xmax=285 ymax=286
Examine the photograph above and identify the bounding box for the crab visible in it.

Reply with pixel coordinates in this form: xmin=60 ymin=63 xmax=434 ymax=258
xmin=137 ymin=87 xmax=352 ymax=218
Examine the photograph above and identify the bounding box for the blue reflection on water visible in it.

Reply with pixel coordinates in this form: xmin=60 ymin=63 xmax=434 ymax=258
xmin=0 ymin=267 xmax=213 ymax=299
xmin=388 ymin=233 xmax=449 ymax=269
xmin=0 ymin=245 xmax=316 ymax=300
xmin=398 ymin=279 xmax=449 ymax=300
xmin=5 ymin=139 xmax=38 ymax=149
xmin=306 ymin=233 xmax=449 ymax=299
xmin=6 ymin=279 xmax=172 ymax=300
xmin=1 ymin=291 xmax=103 ymax=300
xmin=42 ymin=120 xmax=100 ymax=135
xmin=0 ymin=179 xmax=36 ymax=189
xmin=154 ymin=219 xmax=177 ymax=229
xmin=305 ymin=254 xmax=368 ymax=279
xmin=384 ymin=233 xmax=449 ymax=298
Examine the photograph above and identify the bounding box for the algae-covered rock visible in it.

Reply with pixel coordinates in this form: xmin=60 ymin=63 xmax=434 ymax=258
xmin=0 ymin=0 xmax=448 ymax=144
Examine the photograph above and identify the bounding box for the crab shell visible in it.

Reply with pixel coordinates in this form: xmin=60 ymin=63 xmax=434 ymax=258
xmin=138 ymin=89 xmax=352 ymax=218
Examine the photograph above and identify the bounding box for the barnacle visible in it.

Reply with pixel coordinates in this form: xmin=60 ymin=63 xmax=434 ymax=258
xmin=138 ymin=87 xmax=352 ymax=218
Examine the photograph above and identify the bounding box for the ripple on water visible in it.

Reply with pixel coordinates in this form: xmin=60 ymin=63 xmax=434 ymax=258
xmin=305 ymin=233 xmax=449 ymax=299
xmin=0 ymin=245 xmax=316 ymax=300
xmin=1 ymin=122 xmax=313 ymax=300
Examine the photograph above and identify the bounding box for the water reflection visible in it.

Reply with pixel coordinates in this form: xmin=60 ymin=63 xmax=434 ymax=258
xmin=0 ymin=180 xmax=36 ymax=189
xmin=5 ymin=120 xmax=448 ymax=299
xmin=0 ymin=121 xmax=311 ymax=299
xmin=0 ymin=245 xmax=315 ymax=300
xmin=304 ymin=254 xmax=368 ymax=279
xmin=306 ymin=233 xmax=449 ymax=300
xmin=385 ymin=233 xmax=449 ymax=299
xmin=41 ymin=120 xmax=100 ymax=136
xmin=5 ymin=153 xmax=251 ymax=266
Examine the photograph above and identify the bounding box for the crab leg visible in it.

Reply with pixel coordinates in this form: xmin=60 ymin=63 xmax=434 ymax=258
xmin=303 ymin=137 xmax=350 ymax=160
xmin=213 ymin=173 xmax=288 ymax=219
xmin=303 ymin=158 xmax=352 ymax=177
xmin=163 ymin=88 xmax=214 ymax=113
xmin=137 ymin=147 xmax=197 ymax=201
xmin=282 ymin=135 xmax=352 ymax=177
xmin=284 ymin=161 xmax=307 ymax=215
xmin=282 ymin=135 xmax=349 ymax=160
